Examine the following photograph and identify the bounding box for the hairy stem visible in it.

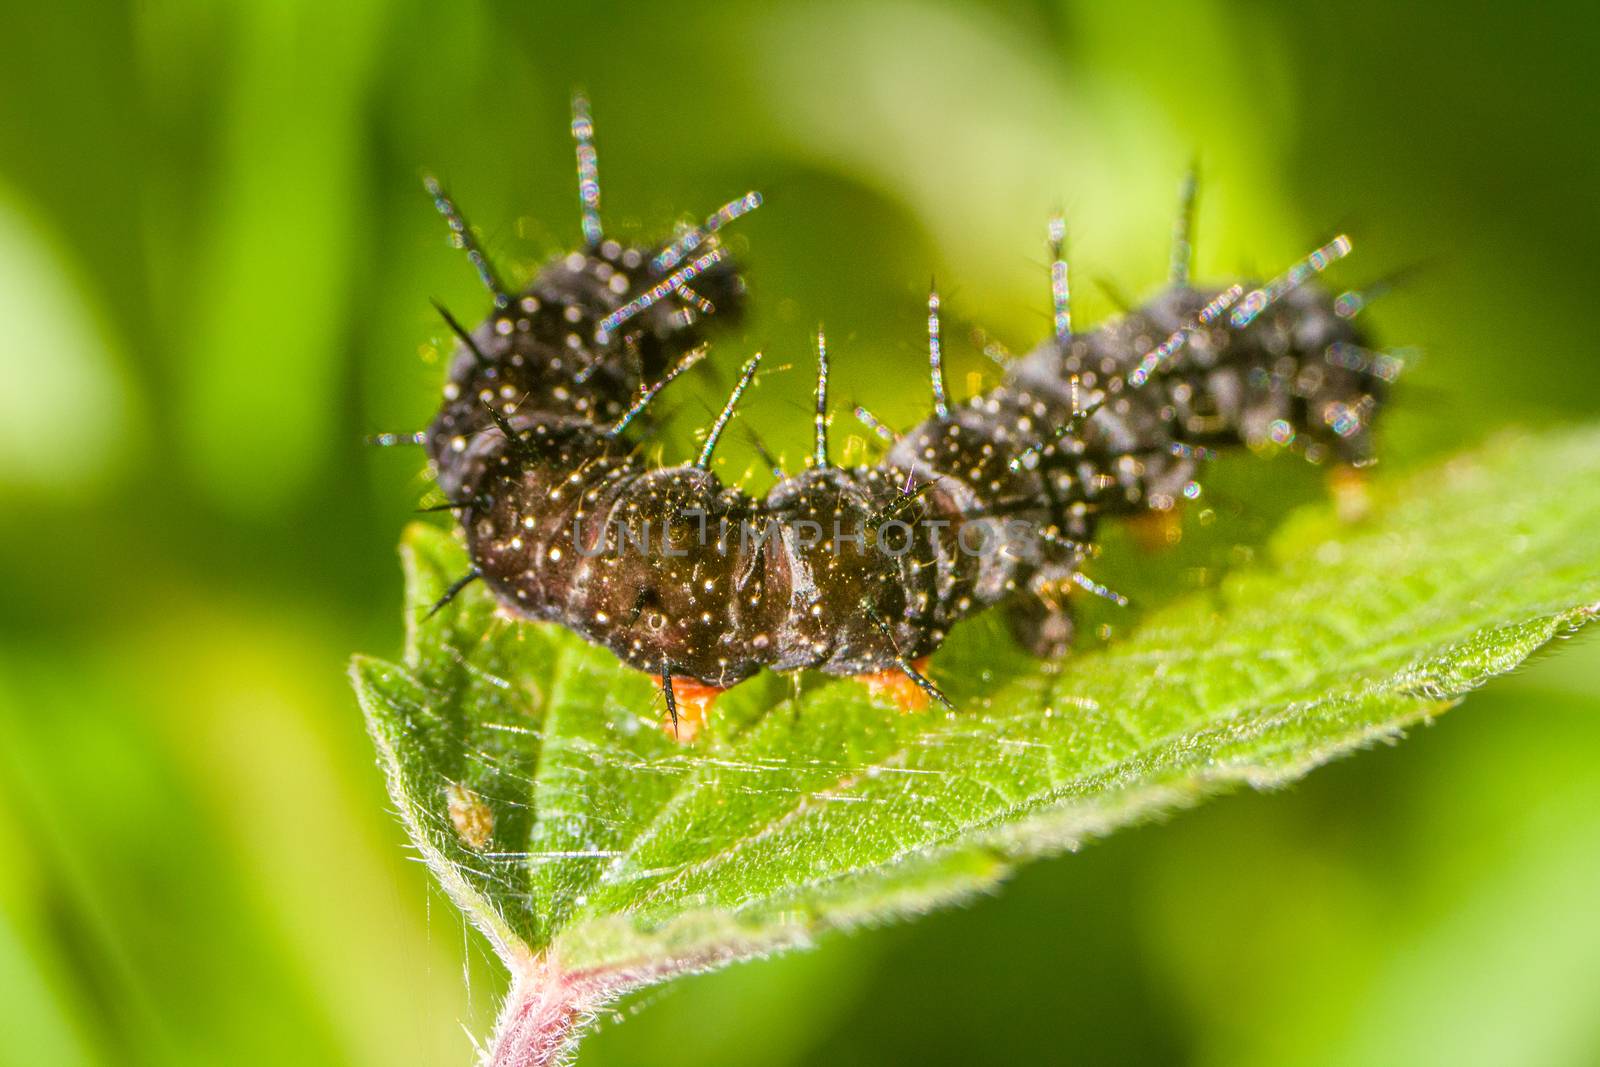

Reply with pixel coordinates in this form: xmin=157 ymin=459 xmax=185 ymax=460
xmin=484 ymin=955 xmax=608 ymax=1067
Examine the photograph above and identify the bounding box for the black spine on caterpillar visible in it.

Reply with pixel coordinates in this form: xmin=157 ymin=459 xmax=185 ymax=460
xmin=434 ymin=154 xmax=1394 ymax=704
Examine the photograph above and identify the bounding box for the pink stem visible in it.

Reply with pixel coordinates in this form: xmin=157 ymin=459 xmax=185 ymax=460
xmin=480 ymin=943 xmax=752 ymax=1065
xmin=483 ymin=956 xmax=605 ymax=1067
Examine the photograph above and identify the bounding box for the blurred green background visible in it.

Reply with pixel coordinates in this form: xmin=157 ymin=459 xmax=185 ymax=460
xmin=3 ymin=1 xmax=1599 ymax=1064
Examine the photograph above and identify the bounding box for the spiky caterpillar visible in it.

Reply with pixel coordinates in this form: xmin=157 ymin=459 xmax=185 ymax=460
xmin=416 ymin=96 xmax=759 ymax=505
xmin=399 ymin=100 xmax=1393 ymax=738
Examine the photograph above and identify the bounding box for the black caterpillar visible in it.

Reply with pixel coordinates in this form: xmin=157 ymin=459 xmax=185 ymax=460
xmin=387 ymin=98 xmax=1396 ymax=738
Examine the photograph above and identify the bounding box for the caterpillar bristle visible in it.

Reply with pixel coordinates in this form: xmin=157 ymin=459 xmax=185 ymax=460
xmin=738 ymin=424 xmax=787 ymax=480
xmin=853 ymin=404 xmax=899 ymax=444
xmin=367 ymin=431 xmax=428 ymax=447
xmin=1170 ymin=165 xmax=1198 ymax=286
xmin=1335 ymin=262 xmax=1425 ymax=319
xmin=1048 ymin=214 xmax=1071 ymax=341
xmin=862 ymin=605 xmax=951 ymax=711
xmin=1127 ymin=283 xmax=1244 ymax=388
xmin=598 ymin=247 xmax=729 ymax=339
xmin=970 ymin=324 xmax=1014 ymax=368
xmin=927 ymin=282 xmax=950 ymax=417
xmin=570 ymin=91 xmax=602 ymax=248
xmin=431 ymin=299 xmax=490 ymax=368
xmin=675 ymin=285 xmax=716 ymax=316
xmin=813 ymin=326 xmax=832 ymax=469
xmin=897 ymin=658 xmax=952 ymax=711
xmin=424 ymin=568 xmax=482 ymax=619
xmin=1229 ymin=234 xmax=1353 ymax=328
xmin=482 ymin=398 xmax=533 ymax=460
xmin=866 ymin=475 xmax=943 ymax=528
xmin=422 ymin=175 xmax=510 ymax=308
xmin=694 ymin=352 xmax=763 ymax=470
xmin=1068 ymin=570 xmax=1130 ymax=608
xmin=606 ymin=349 xmax=705 ymax=438
xmin=653 ymin=191 xmax=763 ymax=274
xmin=1094 ymin=276 xmax=1136 ymax=314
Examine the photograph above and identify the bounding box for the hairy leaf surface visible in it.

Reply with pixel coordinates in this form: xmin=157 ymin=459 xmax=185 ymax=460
xmin=353 ymin=425 xmax=1600 ymax=1015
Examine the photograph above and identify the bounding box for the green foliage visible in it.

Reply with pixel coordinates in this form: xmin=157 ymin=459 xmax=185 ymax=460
xmin=6 ymin=1 xmax=1600 ymax=1064
xmin=353 ymin=424 xmax=1600 ymax=1015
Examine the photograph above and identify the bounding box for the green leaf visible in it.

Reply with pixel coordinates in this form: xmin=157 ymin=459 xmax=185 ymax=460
xmin=352 ymin=425 xmax=1600 ymax=1064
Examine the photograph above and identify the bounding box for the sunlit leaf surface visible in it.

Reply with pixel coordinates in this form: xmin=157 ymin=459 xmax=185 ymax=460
xmin=353 ymin=426 xmax=1600 ymax=1001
